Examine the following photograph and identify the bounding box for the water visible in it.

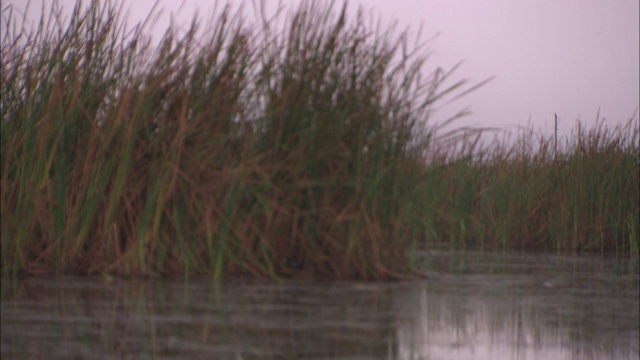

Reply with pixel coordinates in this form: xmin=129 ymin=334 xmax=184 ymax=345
xmin=2 ymin=251 xmax=638 ymax=359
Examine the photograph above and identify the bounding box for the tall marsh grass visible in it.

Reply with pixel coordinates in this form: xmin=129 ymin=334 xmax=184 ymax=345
xmin=1 ymin=1 xmax=637 ymax=279
xmin=421 ymin=116 xmax=639 ymax=258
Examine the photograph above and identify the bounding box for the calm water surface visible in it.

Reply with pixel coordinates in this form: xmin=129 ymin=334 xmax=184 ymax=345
xmin=2 ymin=251 xmax=638 ymax=359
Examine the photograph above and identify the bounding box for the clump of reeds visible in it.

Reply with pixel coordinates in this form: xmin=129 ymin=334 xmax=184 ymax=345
xmin=3 ymin=1 xmax=637 ymax=281
xmin=1 ymin=1 xmax=476 ymax=279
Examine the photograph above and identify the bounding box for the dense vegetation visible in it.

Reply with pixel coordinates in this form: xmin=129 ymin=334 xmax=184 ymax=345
xmin=2 ymin=1 xmax=637 ymax=280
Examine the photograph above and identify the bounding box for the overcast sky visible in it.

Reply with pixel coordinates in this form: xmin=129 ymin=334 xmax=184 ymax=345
xmin=5 ymin=0 xmax=639 ymax=138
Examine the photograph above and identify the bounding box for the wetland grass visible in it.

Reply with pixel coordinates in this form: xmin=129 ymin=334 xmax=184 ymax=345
xmin=419 ymin=116 xmax=639 ymax=257
xmin=1 ymin=1 xmax=638 ymax=280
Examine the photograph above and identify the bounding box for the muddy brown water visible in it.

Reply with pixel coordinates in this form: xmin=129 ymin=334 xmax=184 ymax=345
xmin=2 ymin=251 xmax=638 ymax=359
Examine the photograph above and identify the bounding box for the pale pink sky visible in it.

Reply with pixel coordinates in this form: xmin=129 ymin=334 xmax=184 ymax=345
xmin=5 ymin=0 xmax=639 ymax=137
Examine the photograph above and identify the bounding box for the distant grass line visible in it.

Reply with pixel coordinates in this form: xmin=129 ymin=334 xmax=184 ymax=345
xmin=421 ymin=117 xmax=639 ymax=258
xmin=1 ymin=1 xmax=637 ymax=280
